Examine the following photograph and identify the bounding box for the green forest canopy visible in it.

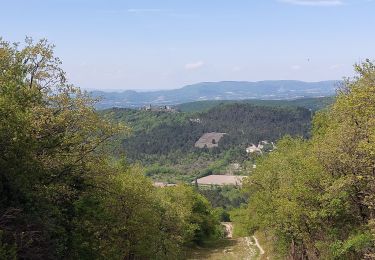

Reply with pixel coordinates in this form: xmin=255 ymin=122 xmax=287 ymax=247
xmin=0 ymin=38 xmax=223 ymax=259
xmin=175 ymin=97 xmax=334 ymax=113
xmin=243 ymin=60 xmax=375 ymax=259
xmin=102 ymin=102 xmax=313 ymax=182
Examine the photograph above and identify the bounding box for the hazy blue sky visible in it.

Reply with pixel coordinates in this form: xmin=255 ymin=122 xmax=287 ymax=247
xmin=1 ymin=0 xmax=374 ymax=90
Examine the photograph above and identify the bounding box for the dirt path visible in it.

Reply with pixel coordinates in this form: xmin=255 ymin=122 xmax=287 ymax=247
xmin=222 ymin=222 xmax=233 ymax=238
xmin=252 ymin=235 xmax=265 ymax=255
xmin=222 ymin=222 xmax=264 ymax=255
xmin=186 ymin=223 xmax=265 ymax=259
xmin=187 ymin=237 xmax=258 ymax=260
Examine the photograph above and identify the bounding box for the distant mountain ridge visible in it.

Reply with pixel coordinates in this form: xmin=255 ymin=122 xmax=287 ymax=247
xmin=92 ymin=80 xmax=338 ymax=109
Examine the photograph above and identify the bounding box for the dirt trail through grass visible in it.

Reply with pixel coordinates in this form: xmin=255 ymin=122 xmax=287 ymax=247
xmin=187 ymin=223 xmax=264 ymax=260
xmin=252 ymin=235 xmax=265 ymax=255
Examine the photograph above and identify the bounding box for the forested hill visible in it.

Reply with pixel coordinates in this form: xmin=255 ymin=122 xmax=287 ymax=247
xmin=92 ymin=80 xmax=337 ymax=109
xmin=176 ymin=96 xmax=334 ymax=112
xmin=104 ymin=103 xmax=312 ymax=161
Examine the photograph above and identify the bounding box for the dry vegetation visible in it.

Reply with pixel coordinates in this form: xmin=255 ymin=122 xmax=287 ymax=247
xmin=195 ymin=132 xmax=226 ymax=148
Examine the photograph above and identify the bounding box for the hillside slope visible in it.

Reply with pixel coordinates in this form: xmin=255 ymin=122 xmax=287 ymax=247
xmin=103 ymin=102 xmax=312 ymax=182
xmin=176 ymin=97 xmax=334 ymax=112
xmin=93 ymin=80 xmax=338 ymax=109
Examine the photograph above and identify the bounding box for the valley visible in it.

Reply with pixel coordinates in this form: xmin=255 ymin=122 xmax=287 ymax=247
xmin=1 ymin=0 xmax=374 ymax=255
xmin=103 ymin=100 xmax=317 ymax=184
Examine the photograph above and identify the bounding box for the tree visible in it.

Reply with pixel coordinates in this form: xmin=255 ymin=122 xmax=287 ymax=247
xmin=243 ymin=60 xmax=375 ymax=259
xmin=158 ymin=185 xmax=223 ymax=247
xmin=0 ymin=37 xmax=224 ymax=259
xmin=311 ymin=60 xmax=375 ymax=259
xmin=0 ymin=37 xmax=126 ymax=258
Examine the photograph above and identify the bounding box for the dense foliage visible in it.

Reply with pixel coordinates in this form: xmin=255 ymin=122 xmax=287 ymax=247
xmin=243 ymin=61 xmax=375 ymax=259
xmin=103 ymin=103 xmax=312 ymax=182
xmin=198 ymin=186 xmax=248 ymax=210
xmin=0 ymin=38 xmax=222 ymax=259
xmin=110 ymin=103 xmax=311 ymax=160
xmin=176 ymin=97 xmax=334 ymax=113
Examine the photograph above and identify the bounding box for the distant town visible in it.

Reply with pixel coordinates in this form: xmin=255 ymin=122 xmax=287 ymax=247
xmin=140 ymin=104 xmax=178 ymax=112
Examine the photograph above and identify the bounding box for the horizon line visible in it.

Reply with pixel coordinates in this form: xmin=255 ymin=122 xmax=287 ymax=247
xmin=86 ymin=79 xmax=340 ymax=93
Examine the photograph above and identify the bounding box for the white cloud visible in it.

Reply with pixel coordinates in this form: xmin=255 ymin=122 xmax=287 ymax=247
xmin=279 ymin=0 xmax=343 ymax=6
xmin=185 ymin=61 xmax=205 ymax=70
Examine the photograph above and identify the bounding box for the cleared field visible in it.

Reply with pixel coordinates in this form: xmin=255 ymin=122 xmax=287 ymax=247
xmin=194 ymin=175 xmax=247 ymax=186
xmin=194 ymin=132 xmax=226 ymax=148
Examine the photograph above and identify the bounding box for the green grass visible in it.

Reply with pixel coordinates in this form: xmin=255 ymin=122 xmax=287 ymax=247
xmin=185 ymin=237 xmax=260 ymax=260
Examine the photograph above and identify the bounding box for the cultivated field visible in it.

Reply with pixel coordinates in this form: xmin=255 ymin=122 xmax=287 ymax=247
xmin=194 ymin=175 xmax=247 ymax=186
xmin=195 ymin=132 xmax=226 ymax=148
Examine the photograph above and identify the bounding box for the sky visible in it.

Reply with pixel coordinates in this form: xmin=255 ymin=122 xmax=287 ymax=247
xmin=1 ymin=0 xmax=375 ymax=90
